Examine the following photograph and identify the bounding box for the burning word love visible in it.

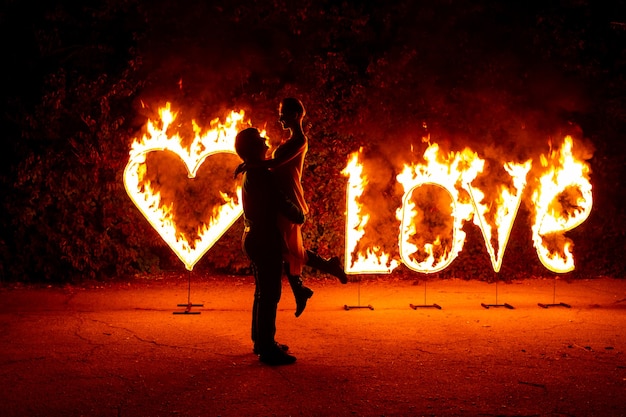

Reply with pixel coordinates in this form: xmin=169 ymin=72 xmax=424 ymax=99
xmin=124 ymin=103 xmax=592 ymax=274
xmin=343 ymin=136 xmax=592 ymax=275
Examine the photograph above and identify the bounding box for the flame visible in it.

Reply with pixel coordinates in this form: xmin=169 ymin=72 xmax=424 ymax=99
xmin=342 ymin=149 xmax=399 ymax=274
xmin=124 ymin=102 xmax=251 ymax=271
xmin=396 ymin=144 xmax=484 ymax=273
xmin=531 ymin=136 xmax=593 ymax=273
xmin=466 ymin=160 xmax=532 ymax=272
xmin=125 ymin=101 xmax=592 ymax=276
xmin=343 ymin=135 xmax=591 ymax=275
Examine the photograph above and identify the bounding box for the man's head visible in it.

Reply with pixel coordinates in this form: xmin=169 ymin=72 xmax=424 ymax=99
xmin=279 ymin=98 xmax=305 ymax=130
xmin=235 ymin=128 xmax=268 ymax=163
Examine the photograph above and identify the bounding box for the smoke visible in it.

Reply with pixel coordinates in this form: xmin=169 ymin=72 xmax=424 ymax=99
xmin=136 ymin=1 xmax=296 ymax=125
xmin=142 ymin=150 xmax=240 ymax=248
xmin=405 ymin=185 xmax=455 ymax=263
xmin=132 ymin=1 xmax=598 ymax=268
xmin=136 ymin=2 xmax=598 ymax=164
xmin=348 ymin=75 xmax=595 ymax=263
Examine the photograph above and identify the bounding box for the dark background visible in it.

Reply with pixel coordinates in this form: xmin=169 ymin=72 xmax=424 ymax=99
xmin=1 ymin=0 xmax=625 ymax=283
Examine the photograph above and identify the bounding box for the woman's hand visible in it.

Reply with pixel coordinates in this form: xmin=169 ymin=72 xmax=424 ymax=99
xmin=233 ymin=162 xmax=247 ymax=178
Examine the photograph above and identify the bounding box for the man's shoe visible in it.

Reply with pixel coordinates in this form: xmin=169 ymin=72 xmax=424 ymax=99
xmin=253 ymin=341 xmax=289 ymax=355
xmin=295 ymin=286 xmax=314 ymax=317
xmin=259 ymin=347 xmax=296 ymax=366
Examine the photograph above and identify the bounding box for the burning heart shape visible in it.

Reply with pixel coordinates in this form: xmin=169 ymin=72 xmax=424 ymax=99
xmin=124 ymin=104 xmax=249 ymax=270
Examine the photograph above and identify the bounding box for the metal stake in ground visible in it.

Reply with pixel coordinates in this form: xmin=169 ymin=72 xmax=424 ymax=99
xmin=481 ymin=278 xmax=514 ymax=309
xmin=344 ymin=277 xmax=373 ymax=310
xmin=410 ymin=280 xmax=442 ymax=310
xmin=173 ymin=270 xmax=204 ymax=315
xmin=538 ymin=277 xmax=571 ymax=309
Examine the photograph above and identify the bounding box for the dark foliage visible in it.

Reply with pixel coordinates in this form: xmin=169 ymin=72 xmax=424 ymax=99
xmin=1 ymin=0 xmax=625 ymax=282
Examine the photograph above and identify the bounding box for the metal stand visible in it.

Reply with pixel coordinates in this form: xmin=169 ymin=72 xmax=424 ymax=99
xmin=173 ymin=270 xmax=204 ymax=315
xmin=410 ymin=281 xmax=441 ymax=310
xmin=538 ymin=277 xmax=571 ymax=308
xmin=481 ymin=279 xmax=514 ymax=309
xmin=344 ymin=278 xmax=373 ymax=310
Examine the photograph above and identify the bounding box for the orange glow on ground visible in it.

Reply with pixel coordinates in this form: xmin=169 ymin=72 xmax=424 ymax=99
xmin=1 ymin=276 xmax=624 ymax=416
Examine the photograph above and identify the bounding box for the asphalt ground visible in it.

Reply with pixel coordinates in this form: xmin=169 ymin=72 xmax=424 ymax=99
xmin=1 ymin=275 xmax=625 ymax=417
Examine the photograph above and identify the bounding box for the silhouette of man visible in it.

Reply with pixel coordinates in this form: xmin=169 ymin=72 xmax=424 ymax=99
xmin=235 ymin=127 xmax=303 ymax=365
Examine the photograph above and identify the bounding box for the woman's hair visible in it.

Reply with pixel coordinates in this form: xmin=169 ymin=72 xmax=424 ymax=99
xmin=235 ymin=127 xmax=261 ymax=161
xmin=280 ymin=97 xmax=306 ymax=118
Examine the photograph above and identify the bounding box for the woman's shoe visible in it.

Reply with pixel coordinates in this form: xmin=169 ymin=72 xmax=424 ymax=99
xmin=305 ymin=250 xmax=348 ymax=284
xmin=288 ymin=274 xmax=314 ymax=317
xmin=294 ymin=286 xmax=314 ymax=317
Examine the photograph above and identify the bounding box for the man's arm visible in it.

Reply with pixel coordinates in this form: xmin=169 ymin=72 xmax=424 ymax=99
xmin=267 ymin=171 xmax=305 ymax=224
